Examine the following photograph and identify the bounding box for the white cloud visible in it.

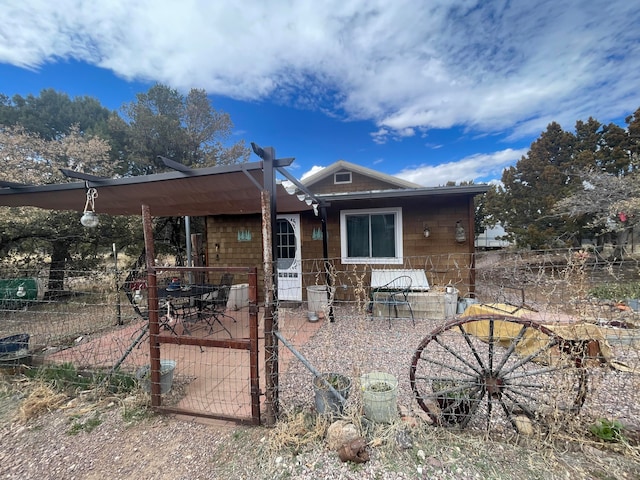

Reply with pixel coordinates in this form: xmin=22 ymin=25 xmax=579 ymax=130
xmin=300 ymin=165 xmax=324 ymax=181
xmin=0 ymin=0 xmax=638 ymax=141
xmin=395 ymin=148 xmax=528 ymax=187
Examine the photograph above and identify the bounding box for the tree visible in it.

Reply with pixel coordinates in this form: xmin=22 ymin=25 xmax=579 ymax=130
xmin=0 ymin=84 xmax=252 ymax=283
xmin=486 ymin=111 xmax=639 ymax=249
xmin=122 ymin=84 xmax=250 ymax=175
xmin=554 ymin=170 xmax=640 ymax=260
xmin=0 ymin=123 xmax=134 ymax=293
xmin=488 ymin=122 xmax=578 ymax=248
xmin=120 ymin=84 xmax=252 ymax=262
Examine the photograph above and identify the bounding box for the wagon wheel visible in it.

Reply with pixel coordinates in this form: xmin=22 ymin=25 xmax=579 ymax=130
xmin=410 ymin=314 xmax=588 ymax=435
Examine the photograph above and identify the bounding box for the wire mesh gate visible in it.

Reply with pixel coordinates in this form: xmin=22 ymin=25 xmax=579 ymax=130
xmin=145 ymin=265 xmax=261 ymax=424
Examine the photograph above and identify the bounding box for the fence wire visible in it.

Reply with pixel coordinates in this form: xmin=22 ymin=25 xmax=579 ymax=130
xmin=1 ymin=249 xmax=638 ymax=438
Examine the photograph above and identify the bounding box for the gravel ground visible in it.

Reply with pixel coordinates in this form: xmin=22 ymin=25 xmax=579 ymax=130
xmin=1 ymin=304 xmax=639 ymax=479
xmin=1 ymin=392 xmax=638 ymax=480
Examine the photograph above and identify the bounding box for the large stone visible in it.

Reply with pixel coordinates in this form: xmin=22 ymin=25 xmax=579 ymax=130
xmin=326 ymin=420 xmax=359 ymax=450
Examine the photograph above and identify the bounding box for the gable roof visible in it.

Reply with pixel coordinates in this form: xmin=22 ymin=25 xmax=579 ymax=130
xmin=297 ymin=159 xmax=489 ymax=204
xmin=302 ymin=160 xmax=422 ymax=189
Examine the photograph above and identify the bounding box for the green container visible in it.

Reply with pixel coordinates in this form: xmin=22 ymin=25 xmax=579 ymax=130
xmin=361 ymin=372 xmax=398 ymax=423
xmin=0 ymin=278 xmax=40 ymax=304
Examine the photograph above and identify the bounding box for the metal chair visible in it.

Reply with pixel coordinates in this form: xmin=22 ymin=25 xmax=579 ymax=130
xmin=197 ymin=273 xmax=235 ymax=336
xmin=370 ymin=275 xmax=415 ymax=327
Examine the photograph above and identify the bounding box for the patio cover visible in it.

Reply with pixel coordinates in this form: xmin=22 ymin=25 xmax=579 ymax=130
xmin=0 ymin=160 xmax=306 ymax=217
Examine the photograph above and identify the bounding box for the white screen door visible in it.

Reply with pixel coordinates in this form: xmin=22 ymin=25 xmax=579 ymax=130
xmin=276 ymin=214 xmax=302 ymax=301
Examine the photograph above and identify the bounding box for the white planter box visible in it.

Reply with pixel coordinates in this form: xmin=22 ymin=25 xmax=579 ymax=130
xmin=373 ymin=291 xmax=446 ymax=320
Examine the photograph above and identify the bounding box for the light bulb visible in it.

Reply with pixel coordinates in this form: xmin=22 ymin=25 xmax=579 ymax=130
xmin=81 ymin=211 xmax=99 ymax=228
xmin=133 ymin=289 xmax=143 ymax=303
xmin=283 ymin=182 xmax=296 ymax=195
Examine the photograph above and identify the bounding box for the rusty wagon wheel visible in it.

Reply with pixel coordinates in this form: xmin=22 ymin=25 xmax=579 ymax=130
xmin=410 ymin=314 xmax=588 ymax=435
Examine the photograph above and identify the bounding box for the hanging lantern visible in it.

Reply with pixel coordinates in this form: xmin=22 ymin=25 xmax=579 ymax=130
xmin=455 ymin=221 xmax=466 ymax=243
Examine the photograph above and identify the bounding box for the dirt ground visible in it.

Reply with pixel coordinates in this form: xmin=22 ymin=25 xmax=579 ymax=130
xmin=1 ymin=381 xmax=639 ymax=480
xmin=2 ymin=252 xmax=640 ymax=478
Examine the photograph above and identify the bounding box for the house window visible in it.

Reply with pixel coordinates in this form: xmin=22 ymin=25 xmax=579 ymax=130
xmin=340 ymin=207 xmax=403 ymax=264
xmin=334 ymin=171 xmax=352 ymax=184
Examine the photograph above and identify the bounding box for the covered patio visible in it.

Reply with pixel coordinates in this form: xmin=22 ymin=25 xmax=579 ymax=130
xmin=0 ymin=148 xmax=316 ymax=425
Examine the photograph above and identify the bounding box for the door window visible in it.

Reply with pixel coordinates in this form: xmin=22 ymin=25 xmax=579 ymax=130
xmin=276 ymin=218 xmax=296 ymax=269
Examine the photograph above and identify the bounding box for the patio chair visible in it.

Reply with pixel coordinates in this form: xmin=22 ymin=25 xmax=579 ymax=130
xmin=370 ymin=275 xmax=415 ymax=328
xmin=197 ymin=273 xmax=235 ymax=337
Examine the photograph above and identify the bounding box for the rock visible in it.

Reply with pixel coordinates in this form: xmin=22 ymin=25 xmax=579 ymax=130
xmin=337 ymin=437 xmax=370 ymax=463
xmin=326 ymin=420 xmax=359 ymax=450
xmin=513 ymin=415 xmax=534 ymax=435
xmin=395 ymin=428 xmax=413 ymax=450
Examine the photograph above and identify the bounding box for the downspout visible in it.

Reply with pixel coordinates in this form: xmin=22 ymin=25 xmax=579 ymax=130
xmin=467 ymin=196 xmax=477 ymax=297
xmin=185 ymin=216 xmax=192 ymax=284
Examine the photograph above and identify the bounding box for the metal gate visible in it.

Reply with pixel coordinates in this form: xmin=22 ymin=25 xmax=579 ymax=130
xmin=141 ymin=206 xmax=261 ymax=424
xmin=145 ymin=264 xmax=261 ymax=424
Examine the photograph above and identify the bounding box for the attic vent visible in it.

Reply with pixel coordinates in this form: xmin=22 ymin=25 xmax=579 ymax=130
xmin=334 ymin=171 xmax=352 ymax=184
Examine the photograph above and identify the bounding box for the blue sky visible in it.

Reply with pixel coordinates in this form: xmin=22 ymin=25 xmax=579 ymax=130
xmin=1 ymin=1 xmax=639 ymax=186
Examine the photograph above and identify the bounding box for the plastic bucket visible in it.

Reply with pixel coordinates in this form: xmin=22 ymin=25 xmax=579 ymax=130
xmin=0 ymin=333 xmax=31 ymax=365
xmin=361 ymin=372 xmax=398 ymax=423
xmin=136 ymin=360 xmax=176 ymax=394
xmin=314 ymin=373 xmax=351 ymax=415
xmin=227 ymin=283 xmax=249 ymax=310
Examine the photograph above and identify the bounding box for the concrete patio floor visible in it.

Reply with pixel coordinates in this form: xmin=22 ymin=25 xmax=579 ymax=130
xmin=48 ymin=305 xmax=324 ymax=423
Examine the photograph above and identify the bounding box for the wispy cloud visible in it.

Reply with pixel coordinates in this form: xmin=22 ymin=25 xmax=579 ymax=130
xmin=0 ymin=0 xmax=638 ymax=143
xmin=395 ymin=148 xmax=528 ymax=187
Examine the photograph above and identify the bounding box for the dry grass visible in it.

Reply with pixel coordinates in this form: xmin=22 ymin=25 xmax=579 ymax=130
xmin=256 ymin=403 xmax=640 ymax=479
xmin=16 ymin=382 xmax=68 ymax=422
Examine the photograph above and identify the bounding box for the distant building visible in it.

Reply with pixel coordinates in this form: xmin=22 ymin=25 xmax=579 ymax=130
xmin=475 ymin=224 xmax=511 ymax=250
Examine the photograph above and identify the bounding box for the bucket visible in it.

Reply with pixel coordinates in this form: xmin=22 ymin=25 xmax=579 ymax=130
xmin=307 ymin=285 xmax=332 ymax=314
xmin=457 ymin=297 xmax=479 ymax=314
xmin=361 ymin=371 xmax=398 ymax=423
xmin=314 ymin=373 xmax=351 ymax=415
xmin=136 ymin=360 xmax=176 ymax=394
xmin=0 ymin=333 xmax=30 ymax=357
xmin=227 ymin=283 xmax=249 ymax=310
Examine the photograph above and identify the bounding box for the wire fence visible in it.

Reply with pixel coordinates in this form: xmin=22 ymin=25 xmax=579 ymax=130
xmin=1 ymin=248 xmax=638 ymax=438
xmin=276 ymin=249 xmax=640 ymax=439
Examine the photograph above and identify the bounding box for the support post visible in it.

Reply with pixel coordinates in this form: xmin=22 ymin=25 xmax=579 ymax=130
xmin=142 ymin=204 xmax=161 ymax=407
xmin=252 ymin=142 xmax=281 ymax=425
xmin=261 ymin=189 xmax=278 ymax=425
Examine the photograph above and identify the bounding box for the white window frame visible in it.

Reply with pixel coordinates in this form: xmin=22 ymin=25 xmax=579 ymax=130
xmin=334 ymin=171 xmax=352 ymax=184
xmin=340 ymin=207 xmax=403 ymax=264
